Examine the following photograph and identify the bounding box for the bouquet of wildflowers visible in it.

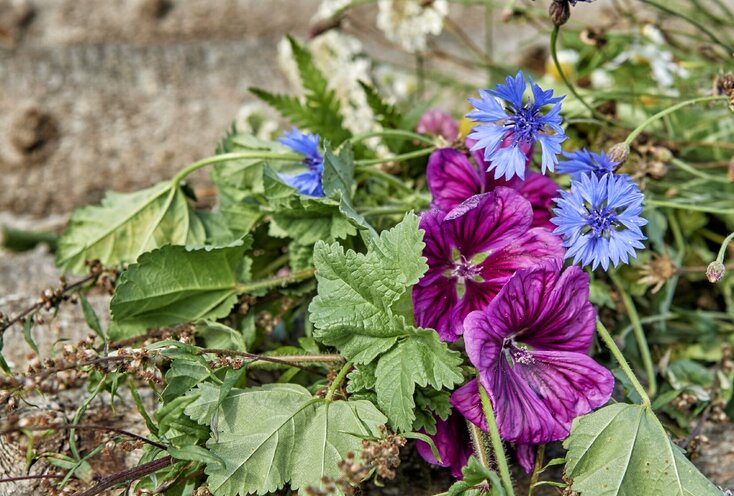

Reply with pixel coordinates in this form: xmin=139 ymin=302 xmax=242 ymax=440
xmin=2 ymin=1 xmax=734 ymax=495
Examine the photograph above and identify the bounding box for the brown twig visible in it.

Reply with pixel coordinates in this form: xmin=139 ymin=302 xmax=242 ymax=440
xmin=198 ymin=348 xmax=344 ymax=377
xmin=0 ymin=273 xmax=98 ymax=336
xmin=72 ymin=455 xmax=173 ymax=496
xmin=0 ymin=423 xmax=166 ymax=450
xmin=0 ymin=474 xmax=64 ymax=484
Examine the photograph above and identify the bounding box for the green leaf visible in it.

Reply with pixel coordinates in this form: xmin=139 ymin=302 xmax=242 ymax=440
xmin=203 ymin=383 xmax=386 ymax=496
xmin=162 ymin=359 xmax=211 ymax=403
xmin=447 ymin=456 xmax=505 ymax=496
xmin=23 ymin=315 xmax=39 ymax=356
xmin=309 ymin=213 xmax=428 ymax=363
xmin=195 ymin=320 xmax=247 ymax=352
xmin=374 ymin=330 xmax=462 ymax=431
xmin=268 ymin=195 xmax=357 ymax=246
xmin=56 ymin=182 xmax=205 ymax=274
xmin=168 ymin=445 xmax=225 ymax=468
xmin=346 ymin=362 xmax=377 ymax=393
xmin=564 ymin=403 xmax=721 ymax=495
xmin=414 ymin=387 xmax=452 ymax=434
xmin=322 ymin=142 xmax=355 ymax=200
xmin=0 ymin=332 xmax=11 ymax=374
xmin=310 ymin=214 xmax=462 ymax=431
xmin=250 ymin=37 xmax=350 ymax=145
xmin=79 ymin=294 xmax=105 ymax=342
xmin=110 ymin=242 xmax=250 ymax=336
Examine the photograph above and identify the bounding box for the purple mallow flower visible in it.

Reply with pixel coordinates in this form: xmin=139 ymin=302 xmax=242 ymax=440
xmin=415 ymin=412 xmax=473 ymax=479
xmin=427 ymin=146 xmax=559 ymax=230
xmin=551 ymin=172 xmax=647 ymax=271
xmin=417 ymin=108 xmax=459 ymax=142
xmin=557 ymin=148 xmax=619 ymax=180
xmin=412 ymin=188 xmax=564 ymax=341
xmin=467 ymin=71 xmax=566 ymax=181
xmin=454 ymin=261 xmax=614 ymax=446
xmin=277 ymin=128 xmax=325 ymax=197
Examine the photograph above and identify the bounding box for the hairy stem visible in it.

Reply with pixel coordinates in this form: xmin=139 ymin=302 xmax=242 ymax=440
xmin=478 ymin=379 xmax=515 ymax=496
xmin=715 ymin=231 xmax=734 ymax=265
xmin=236 ymin=267 xmax=315 ymax=295
xmin=325 ymin=360 xmax=353 ymax=401
xmin=72 ymin=455 xmax=174 ymax=496
xmin=624 ymin=95 xmax=729 ymax=146
xmin=467 ymin=421 xmax=492 ymax=470
xmin=527 ymin=444 xmax=545 ymax=496
xmin=171 ymin=151 xmax=302 ymax=186
xmin=610 ymin=273 xmax=657 ymax=398
xmin=596 ymin=319 xmax=651 ymax=408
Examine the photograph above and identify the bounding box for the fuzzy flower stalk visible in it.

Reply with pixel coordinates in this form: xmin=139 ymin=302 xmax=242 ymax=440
xmin=467 ymin=71 xmax=567 ymax=181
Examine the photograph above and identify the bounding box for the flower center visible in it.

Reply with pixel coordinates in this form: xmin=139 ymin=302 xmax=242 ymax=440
xmin=584 ymin=204 xmax=620 ymax=238
xmin=503 ymin=338 xmax=535 ymax=366
xmin=507 ymin=105 xmax=544 ymax=144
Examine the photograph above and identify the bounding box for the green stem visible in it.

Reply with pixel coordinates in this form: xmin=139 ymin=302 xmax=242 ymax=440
xmin=670 ymin=158 xmax=730 ymax=183
xmin=350 ymin=129 xmax=435 ymax=146
xmin=527 ymin=444 xmax=545 ymax=496
xmin=646 ymin=199 xmax=734 ymax=215
xmin=595 ymin=319 xmax=651 ymax=408
xmin=478 ymin=379 xmax=515 ymax=496
xmin=624 ymin=96 xmax=729 ymax=146
xmin=356 ymin=166 xmax=415 ymax=195
xmin=610 ymin=272 xmax=657 ymax=398
xmin=355 ymin=147 xmax=435 ymax=166
xmin=358 ymin=206 xmax=411 ymax=218
xmin=236 ymin=267 xmax=315 ymax=295
xmin=715 ymin=231 xmax=734 ymax=265
xmin=325 ymin=360 xmax=353 ymax=401
xmin=550 ymin=25 xmax=612 ymax=123
xmin=467 ymin=421 xmax=492 ymax=470
xmin=171 ymin=151 xmax=302 ymax=186
xmin=638 ymin=0 xmax=734 ymax=55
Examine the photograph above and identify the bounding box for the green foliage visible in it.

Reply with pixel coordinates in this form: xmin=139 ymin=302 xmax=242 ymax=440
xmin=310 ymin=214 xmax=463 ymax=431
xmin=56 ymin=181 xmax=205 ymax=274
xmin=110 ymin=242 xmax=251 ymax=337
xmin=251 ymin=37 xmax=350 ymax=145
xmin=185 ymin=383 xmax=385 ymax=496
xmin=447 ymin=456 xmax=505 ymax=496
xmin=564 ymin=403 xmax=721 ymax=495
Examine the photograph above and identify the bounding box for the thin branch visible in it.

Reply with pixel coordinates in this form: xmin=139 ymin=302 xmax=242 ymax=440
xmin=0 ymin=474 xmax=64 ymax=484
xmin=0 ymin=273 xmax=98 ymax=336
xmin=0 ymin=424 xmax=166 ymax=450
xmin=72 ymin=455 xmax=173 ymax=496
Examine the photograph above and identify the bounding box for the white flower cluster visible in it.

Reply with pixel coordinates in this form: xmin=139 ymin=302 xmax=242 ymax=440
xmin=606 ymin=24 xmax=688 ymax=90
xmin=314 ymin=0 xmax=352 ymax=20
xmin=376 ymin=0 xmax=449 ymax=53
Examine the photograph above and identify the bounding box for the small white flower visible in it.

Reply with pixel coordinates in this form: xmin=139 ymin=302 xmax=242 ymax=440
xmin=376 ymin=0 xmax=449 ymax=53
xmin=314 ymin=0 xmax=352 ymax=20
xmin=590 ymin=69 xmax=614 ymax=89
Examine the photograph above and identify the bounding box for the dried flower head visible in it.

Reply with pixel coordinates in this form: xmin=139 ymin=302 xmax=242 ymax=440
xmin=637 ymin=251 xmax=676 ymax=293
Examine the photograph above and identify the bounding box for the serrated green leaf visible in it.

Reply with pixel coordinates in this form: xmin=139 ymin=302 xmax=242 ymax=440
xmin=447 ymin=456 xmax=505 ymax=496
xmin=414 ymin=387 xmax=452 ymax=434
xmin=375 ymin=331 xmax=462 ymax=431
xmin=162 ymin=359 xmax=211 ymax=403
xmin=564 ymin=403 xmax=721 ymax=495
xmin=110 ymin=242 xmax=250 ymax=336
xmin=269 ymin=196 xmax=357 ymax=246
xmin=168 ymin=445 xmax=225 ymax=468
xmin=310 ymin=214 xmax=461 ymax=431
xmin=309 ymin=213 xmax=427 ymax=363
xmin=56 ymin=182 xmax=205 ymax=274
xmin=203 ymin=383 xmax=385 ymax=496
xmin=183 ymin=382 xmax=221 ymax=426
xmin=346 ymin=362 xmax=377 ymax=393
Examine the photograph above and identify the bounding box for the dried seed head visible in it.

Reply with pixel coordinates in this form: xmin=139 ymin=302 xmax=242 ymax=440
xmin=607 ymin=142 xmax=630 ymax=165
xmin=706 ymin=261 xmax=726 ymax=283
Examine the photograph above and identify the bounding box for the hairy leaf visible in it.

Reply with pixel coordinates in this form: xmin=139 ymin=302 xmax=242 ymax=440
xmin=322 ymin=142 xmax=355 ymax=200
xmin=110 ymin=242 xmax=251 ymax=335
xmin=564 ymin=403 xmax=720 ymax=495
xmin=200 ymin=383 xmax=385 ymax=496
xmin=310 ymin=214 xmax=462 ymax=430
xmin=56 ymin=182 xmax=205 ymax=274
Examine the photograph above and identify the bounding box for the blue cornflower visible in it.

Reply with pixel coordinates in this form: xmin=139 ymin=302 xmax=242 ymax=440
xmin=467 ymin=71 xmax=567 ymax=181
xmin=278 ymin=128 xmax=324 ymax=197
xmin=557 ymin=148 xmax=619 ymax=180
xmin=551 ymin=173 xmax=647 ymax=271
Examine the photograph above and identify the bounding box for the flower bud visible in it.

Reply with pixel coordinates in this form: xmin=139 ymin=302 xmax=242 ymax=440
xmin=549 ymin=0 xmax=570 ymax=26
xmin=607 ymin=142 xmax=630 ymax=165
xmin=707 ymin=261 xmax=726 ymax=283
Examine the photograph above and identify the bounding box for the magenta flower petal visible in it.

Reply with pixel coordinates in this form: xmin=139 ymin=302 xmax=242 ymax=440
xmin=515 ymin=444 xmax=537 ymax=474
xmin=415 ymin=412 xmax=473 ymax=479
xmin=463 ymin=263 xmax=614 ymax=444
xmin=428 ymin=140 xmax=558 ymax=229
xmin=427 ymin=148 xmax=483 ymax=212
xmin=450 ymin=379 xmax=487 ymax=431
xmin=414 ymin=189 xmax=564 ymax=341
xmin=417 ymin=108 xmax=459 ymax=141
